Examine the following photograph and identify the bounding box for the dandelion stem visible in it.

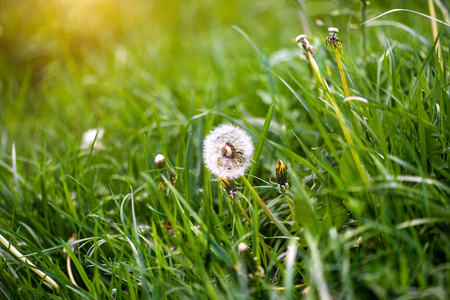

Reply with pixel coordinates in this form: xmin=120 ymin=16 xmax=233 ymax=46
xmin=235 ymin=197 xmax=253 ymax=227
xmin=285 ymin=197 xmax=295 ymax=217
xmin=272 ymin=283 xmax=307 ymax=291
xmin=306 ymin=54 xmax=370 ymax=190
xmin=333 ymin=48 xmax=361 ymax=132
xmin=334 ymin=52 xmax=350 ymax=99
xmin=237 ymin=192 xmax=274 ymax=255
xmin=0 ymin=233 xmax=59 ymax=290
xmin=241 ymin=176 xmax=292 ymax=237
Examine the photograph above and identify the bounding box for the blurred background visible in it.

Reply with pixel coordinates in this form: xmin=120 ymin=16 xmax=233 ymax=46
xmin=0 ymin=0 xmax=446 ymax=152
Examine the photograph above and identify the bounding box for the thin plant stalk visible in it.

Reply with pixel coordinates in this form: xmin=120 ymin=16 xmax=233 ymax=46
xmin=237 ymin=192 xmax=277 ymax=253
xmin=297 ymin=0 xmax=311 ymax=37
xmin=0 ymin=233 xmax=59 ymax=290
xmin=241 ymin=176 xmax=292 ymax=237
xmin=306 ymin=53 xmax=370 ymax=189
xmin=304 ymin=230 xmax=332 ymax=300
xmin=235 ymin=197 xmax=253 ymax=227
xmin=67 ymin=256 xmax=78 ymax=287
xmin=428 ymin=0 xmax=443 ymax=70
xmin=335 ymin=53 xmax=351 ymax=99
xmin=273 ymin=283 xmax=307 ymax=291
xmin=332 ymin=47 xmax=361 ymax=130
xmin=286 ymin=199 xmax=295 ymax=217
xmin=64 ymin=233 xmax=78 ymax=287
xmin=360 ymin=0 xmax=367 ymax=58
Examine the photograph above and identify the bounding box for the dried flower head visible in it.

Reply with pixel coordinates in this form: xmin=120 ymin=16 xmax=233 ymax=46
xmin=203 ymin=124 xmax=254 ymax=179
xmin=295 ymin=34 xmax=315 ymax=59
xmin=325 ymin=27 xmax=344 ymax=50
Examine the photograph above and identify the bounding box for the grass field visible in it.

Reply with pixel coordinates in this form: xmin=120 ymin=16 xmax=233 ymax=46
xmin=0 ymin=0 xmax=449 ymax=299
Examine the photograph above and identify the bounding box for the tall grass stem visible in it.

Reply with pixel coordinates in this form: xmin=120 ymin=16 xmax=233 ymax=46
xmin=0 ymin=233 xmax=59 ymax=290
xmin=306 ymin=53 xmax=370 ymax=189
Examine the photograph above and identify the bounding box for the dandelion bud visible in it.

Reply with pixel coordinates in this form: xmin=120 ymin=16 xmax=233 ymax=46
xmin=155 ymin=154 xmax=166 ymax=168
xmin=203 ymin=124 xmax=254 ymax=179
xmin=275 ymin=159 xmax=290 ymax=195
xmin=326 ymin=26 xmax=344 ymax=50
xmin=219 ymin=177 xmax=237 ymax=198
xmin=276 ymin=159 xmax=287 ymax=186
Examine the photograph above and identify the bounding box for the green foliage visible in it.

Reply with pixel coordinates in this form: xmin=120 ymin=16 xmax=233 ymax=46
xmin=0 ymin=0 xmax=449 ymax=299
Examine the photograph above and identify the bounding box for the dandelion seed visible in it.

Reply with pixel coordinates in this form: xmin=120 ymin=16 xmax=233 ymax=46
xmin=81 ymin=128 xmax=104 ymax=149
xmin=203 ymin=124 xmax=254 ymax=179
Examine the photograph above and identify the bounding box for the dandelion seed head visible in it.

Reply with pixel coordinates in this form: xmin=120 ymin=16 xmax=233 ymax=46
xmin=81 ymin=128 xmax=104 ymax=149
xmin=203 ymin=123 xmax=254 ymax=179
xmin=155 ymin=154 xmax=166 ymax=168
xmin=238 ymin=242 xmax=249 ymax=253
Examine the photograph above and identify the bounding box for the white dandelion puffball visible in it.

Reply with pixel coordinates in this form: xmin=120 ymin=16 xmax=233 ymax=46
xmin=155 ymin=154 xmax=166 ymax=167
xmin=203 ymin=123 xmax=254 ymax=179
xmin=81 ymin=128 xmax=104 ymax=149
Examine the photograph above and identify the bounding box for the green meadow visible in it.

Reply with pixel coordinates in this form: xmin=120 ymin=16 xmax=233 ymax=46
xmin=0 ymin=0 xmax=449 ymax=298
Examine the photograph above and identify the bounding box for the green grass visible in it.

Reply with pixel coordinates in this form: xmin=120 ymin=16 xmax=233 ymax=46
xmin=0 ymin=0 xmax=449 ymax=299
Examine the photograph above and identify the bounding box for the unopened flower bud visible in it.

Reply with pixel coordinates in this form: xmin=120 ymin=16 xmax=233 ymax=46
xmin=275 ymin=159 xmax=290 ymax=195
xmin=219 ymin=177 xmax=237 ymax=198
xmin=276 ymin=159 xmax=287 ymax=186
